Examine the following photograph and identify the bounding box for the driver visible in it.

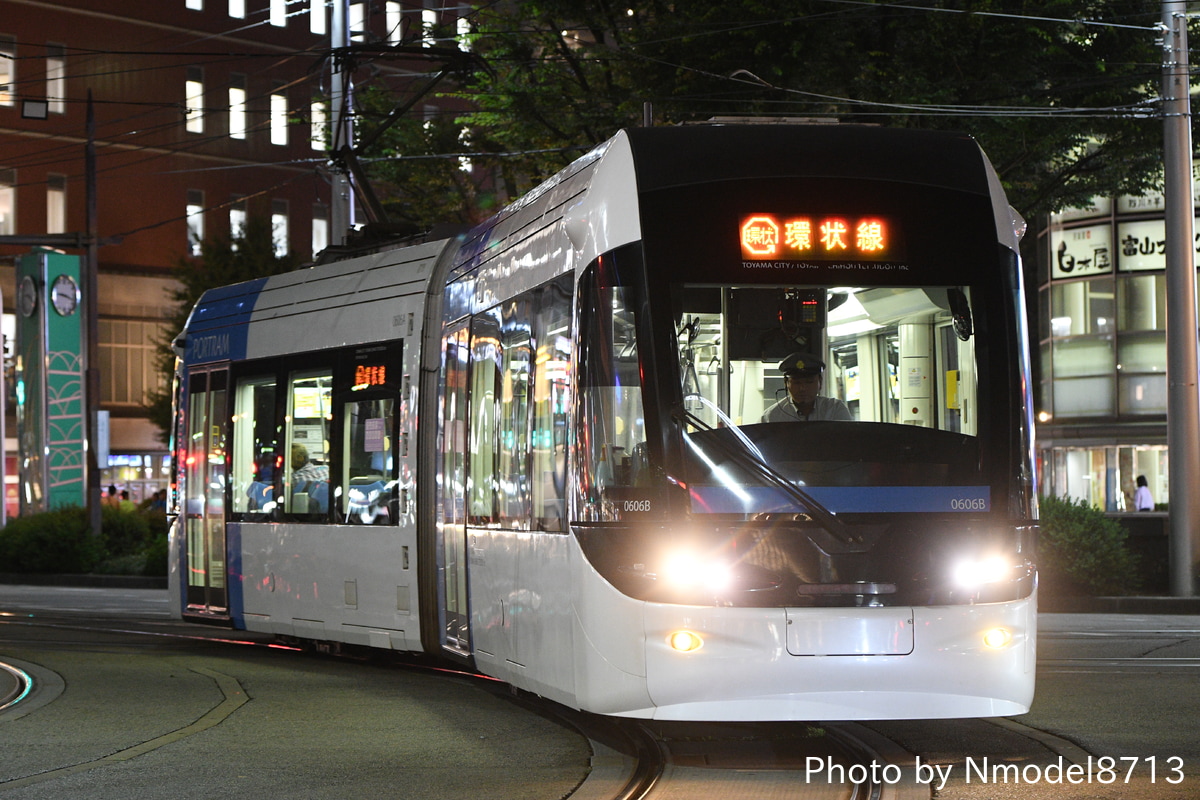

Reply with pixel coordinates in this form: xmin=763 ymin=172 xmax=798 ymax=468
xmin=762 ymin=352 xmax=852 ymax=422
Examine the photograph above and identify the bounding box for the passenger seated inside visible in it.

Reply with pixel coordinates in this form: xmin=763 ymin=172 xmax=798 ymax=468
xmin=291 ymin=443 xmax=330 ymax=513
xmin=761 ymin=352 xmax=852 ymax=422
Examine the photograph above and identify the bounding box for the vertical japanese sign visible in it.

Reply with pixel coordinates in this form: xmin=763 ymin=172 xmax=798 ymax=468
xmin=16 ymin=249 xmax=84 ymax=513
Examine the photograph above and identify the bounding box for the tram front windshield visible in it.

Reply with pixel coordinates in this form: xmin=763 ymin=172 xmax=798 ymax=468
xmin=575 ymin=271 xmax=1008 ymax=524
xmin=671 ymin=283 xmax=986 ymax=517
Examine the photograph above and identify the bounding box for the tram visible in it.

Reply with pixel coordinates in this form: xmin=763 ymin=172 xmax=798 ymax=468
xmin=169 ymin=124 xmax=1038 ymax=721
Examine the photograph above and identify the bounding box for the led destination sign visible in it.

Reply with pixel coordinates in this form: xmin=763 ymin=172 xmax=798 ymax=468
xmin=740 ymin=213 xmax=899 ymax=261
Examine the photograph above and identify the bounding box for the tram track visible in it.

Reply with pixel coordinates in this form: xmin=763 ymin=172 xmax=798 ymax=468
xmin=0 ymin=618 xmax=926 ymax=796
xmin=3 ymin=613 xmax=930 ymax=800
xmin=0 ymin=659 xmax=31 ymax=712
xmin=531 ymin=707 xmax=931 ymax=800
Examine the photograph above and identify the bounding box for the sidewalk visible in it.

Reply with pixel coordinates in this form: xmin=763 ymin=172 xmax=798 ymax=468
xmin=1038 ymin=594 xmax=1200 ymax=614
xmin=0 ymin=573 xmax=167 ymax=590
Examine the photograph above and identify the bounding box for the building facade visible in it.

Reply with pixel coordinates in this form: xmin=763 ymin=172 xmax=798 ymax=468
xmin=1034 ymin=171 xmax=1200 ymax=513
xmin=0 ymin=0 xmax=473 ymax=511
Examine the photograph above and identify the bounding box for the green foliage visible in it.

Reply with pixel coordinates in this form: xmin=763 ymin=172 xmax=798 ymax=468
xmin=0 ymin=505 xmax=169 ymax=576
xmin=441 ymin=0 xmax=1163 ymax=219
xmin=355 ymin=86 xmax=505 ymax=231
xmin=100 ymin=505 xmax=152 ymax=557
xmin=0 ymin=507 xmax=101 ymax=574
xmin=1038 ymin=495 xmax=1140 ymax=596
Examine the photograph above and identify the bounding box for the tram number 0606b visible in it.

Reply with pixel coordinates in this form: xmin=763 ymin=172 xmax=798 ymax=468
xmin=949 ymin=497 xmax=989 ymax=511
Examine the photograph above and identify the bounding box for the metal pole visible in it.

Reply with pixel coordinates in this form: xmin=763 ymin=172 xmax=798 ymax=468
xmin=329 ymin=0 xmax=353 ymax=245
xmin=1162 ymin=1 xmax=1200 ymax=597
xmin=85 ymin=91 xmax=101 ymax=537
xmin=0 ymin=285 xmax=5 ymax=527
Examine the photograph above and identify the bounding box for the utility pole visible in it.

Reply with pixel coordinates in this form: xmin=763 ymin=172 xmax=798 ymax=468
xmin=84 ymin=90 xmax=102 ymax=538
xmin=1162 ymin=0 xmax=1200 ymax=597
xmin=330 ymin=0 xmax=354 ymax=245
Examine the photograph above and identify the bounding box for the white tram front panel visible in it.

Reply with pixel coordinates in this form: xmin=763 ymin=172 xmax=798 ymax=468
xmin=455 ymin=125 xmax=1038 ymax=721
xmin=171 ymin=125 xmax=1037 ymax=723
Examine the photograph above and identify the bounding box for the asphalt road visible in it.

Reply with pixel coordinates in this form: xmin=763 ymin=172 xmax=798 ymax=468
xmin=3 ymin=587 xmax=1200 ymax=800
xmin=870 ymin=613 xmax=1200 ymax=799
xmin=0 ymin=586 xmax=591 ymax=800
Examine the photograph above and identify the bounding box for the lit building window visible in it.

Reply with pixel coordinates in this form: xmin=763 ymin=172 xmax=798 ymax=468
xmin=229 ymin=0 xmax=245 ymax=19
xmin=457 ymin=8 xmax=471 ymax=51
xmin=47 ymin=174 xmax=66 ymax=234
xmin=386 ymin=2 xmax=403 ymax=44
xmin=187 ymin=190 xmax=205 ymax=256
xmin=0 ymin=168 xmax=15 ymax=235
xmin=423 ymin=7 xmax=437 ymax=46
xmin=459 ymin=127 xmax=471 ymax=172
xmin=272 ymin=199 xmax=290 ymax=257
xmin=270 ymin=0 xmax=286 ymax=27
xmin=350 ymin=2 xmax=366 ymax=42
xmin=310 ymin=0 xmax=327 ymax=35
xmin=186 ymin=0 xmax=203 ymax=9
xmin=185 ymin=67 xmax=204 ymax=134
xmin=312 ymin=204 xmax=329 ymax=258
xmin=0 ymin=36 xmax=14 ymax=106
xmin=229 ymin=75 xmax=246 ymax=140
xmin=310 ymin=99 xmax=328 ymax=150
xmin=271 ymin=88 xmax=288 ymax=146
xmin=230 ymin=197 xmax=246 ymax=245
xmin=47 ymin=43 xmax=65 ymax=114
xmin=100 ymin=319 xmax=168 ymax=406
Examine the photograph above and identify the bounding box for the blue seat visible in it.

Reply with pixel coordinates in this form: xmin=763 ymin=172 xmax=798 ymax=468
xmin=246 ymin=481 xmax=273 ymax=510
xmin=309 ymin=481 xmax=329 ymax=513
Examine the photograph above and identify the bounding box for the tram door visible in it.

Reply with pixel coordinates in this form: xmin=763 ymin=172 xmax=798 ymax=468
xmin=437 ymin=327 xmax=471 ymax=655
xmin=183 ymin=369 xmax=229 ymax=617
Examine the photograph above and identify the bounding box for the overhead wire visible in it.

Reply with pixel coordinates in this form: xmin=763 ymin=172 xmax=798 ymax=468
xmin=2 ymin=1 xmax=1173 ymax=238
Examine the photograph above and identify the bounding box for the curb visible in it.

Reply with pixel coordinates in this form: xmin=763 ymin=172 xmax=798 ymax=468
xmin=1038 ymin=595 xmax=1200 ymax=614
xmin=0 ymin=573 xmax=167 ymax=590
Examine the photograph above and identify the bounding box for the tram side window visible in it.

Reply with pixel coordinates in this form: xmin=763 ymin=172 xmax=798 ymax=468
xmin=340 ymin=396 xmax=396 ymax=523
xmin=577 ymin=265 xmax=650 ymax=522
xmin=231 ymin=376 xmax=278 ymax=517
xmin=532 ymin=277 xmax=572 ymax=531
xmin=499 ymin=297 xmax=532 ymax=528
xmin=468 ymin=308 xmax=502 ymax=524
xmin=285 ymin=369 xmax=332 ymax=516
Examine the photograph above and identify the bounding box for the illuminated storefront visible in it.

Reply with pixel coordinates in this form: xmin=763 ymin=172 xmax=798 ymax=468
xmin=1035 ymin=175 xmax=1198 ymax=511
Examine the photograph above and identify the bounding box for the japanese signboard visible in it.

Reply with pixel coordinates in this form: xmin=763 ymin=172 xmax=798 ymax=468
xmin=1116 ymin=218 xmax=1200 ymax=272
xmin=1049 ymin=223 xmax=1112 ymax=278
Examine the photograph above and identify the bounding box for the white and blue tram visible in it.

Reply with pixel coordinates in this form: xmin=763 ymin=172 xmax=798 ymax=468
xmin=170 ymin=124 xmax=1037 ymax=721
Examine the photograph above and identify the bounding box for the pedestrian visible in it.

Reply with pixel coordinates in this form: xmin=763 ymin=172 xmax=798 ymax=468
xmin=119 ymin=489 xmax=137 ymax=513
xmin=1134 ymin=475 xmax=1153 ymax=512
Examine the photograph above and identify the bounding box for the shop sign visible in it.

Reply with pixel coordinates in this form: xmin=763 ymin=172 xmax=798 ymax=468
xmin=1050 ymin=223 xmax=1112 ymax=278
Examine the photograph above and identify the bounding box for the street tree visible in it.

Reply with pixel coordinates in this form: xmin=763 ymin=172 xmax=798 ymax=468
xmin=436 ymin=0 xmax=1165 ymax=220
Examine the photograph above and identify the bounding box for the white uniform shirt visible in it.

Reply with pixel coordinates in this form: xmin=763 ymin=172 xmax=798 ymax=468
xmin=761 ymin=395 xmax=852 ymax=423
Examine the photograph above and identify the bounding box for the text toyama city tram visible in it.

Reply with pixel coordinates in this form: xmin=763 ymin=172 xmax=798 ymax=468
xmin=169 ymin=123 xmax=1038 ymax=721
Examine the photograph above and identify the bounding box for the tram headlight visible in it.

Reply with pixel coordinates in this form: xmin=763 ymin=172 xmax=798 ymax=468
xmin=668 ymin=630 xmax=704 ymax=652
xmin=982 ymin=627 xmax=1013 ymax=649
xmin=951 ymin=555 xmax=1013 ymax=590
xmin=661 ymin=549 xmax=733 ymax=593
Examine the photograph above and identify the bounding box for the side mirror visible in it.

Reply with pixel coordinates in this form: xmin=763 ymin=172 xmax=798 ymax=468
xmin=948 ymin=287 xmax=973 ymax=341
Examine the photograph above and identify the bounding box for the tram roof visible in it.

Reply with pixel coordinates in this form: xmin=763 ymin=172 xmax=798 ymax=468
xmin=623 ymin=124 xmax=992 ymax=197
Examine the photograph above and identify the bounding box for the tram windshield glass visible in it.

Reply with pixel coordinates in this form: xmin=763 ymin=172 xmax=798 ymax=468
xmin=670 ymin=283 xmax=986 ymax=517
xmin=575 ymin=261 xmax=1009 ymax=522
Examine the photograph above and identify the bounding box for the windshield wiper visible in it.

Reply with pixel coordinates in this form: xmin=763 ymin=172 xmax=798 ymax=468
xmin=674 ymin=396 xmax=862 ymax=547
